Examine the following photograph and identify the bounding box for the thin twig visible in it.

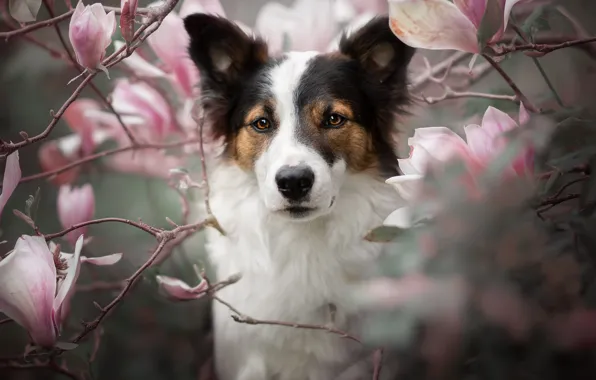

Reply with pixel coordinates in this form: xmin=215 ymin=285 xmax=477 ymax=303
xmin=0 ymin=6 xmax=151 ymax=39
xmin=12 ymin=138 xmax=199 ymax=186
xmin=44 ymin=217 xmax=160 ymax=240
xmin=482 ymin=54 xmax=539 ymax=113
xmin=416 ymin=89 xmax=518 ymax=105
xmin=212 ymin=296 xmax=362 ymax=344
xmin=491 ymin=36 xmax=596 ymax=57
xmin=411 ymin=51 xmax=469 ymax=90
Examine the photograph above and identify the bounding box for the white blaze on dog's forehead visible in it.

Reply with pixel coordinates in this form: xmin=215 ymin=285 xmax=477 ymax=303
xmin=265 ymin=51 xmax=318 ymax=167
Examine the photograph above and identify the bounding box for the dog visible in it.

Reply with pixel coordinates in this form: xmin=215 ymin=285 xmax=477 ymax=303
xmin=183 ymin=13 xmax=415 ymax=380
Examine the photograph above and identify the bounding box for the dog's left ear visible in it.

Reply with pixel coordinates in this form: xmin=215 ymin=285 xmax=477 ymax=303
xmin=339 ymin=16 xmax=415 ymax=84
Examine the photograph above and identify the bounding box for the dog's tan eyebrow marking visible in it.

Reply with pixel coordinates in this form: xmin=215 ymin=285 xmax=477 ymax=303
xmin=329 ymin=100 xmax=354 ymax=119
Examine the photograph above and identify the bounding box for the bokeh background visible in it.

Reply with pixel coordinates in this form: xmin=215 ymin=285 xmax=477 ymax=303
xmin=1 ymin=0 xmax=596 ymax=379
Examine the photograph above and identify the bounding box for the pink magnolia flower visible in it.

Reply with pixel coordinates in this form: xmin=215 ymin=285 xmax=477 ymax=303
xmin=388 ymin=0 xmax=527 ymax=53
xmin=384 ymin=104 xmax=532 ymax=228
xmin=8 ymin=0 xmax=43 ymax=22
xmin=255 ymin=0 xmax=338 ymax=55
xmin=110 ymin=79 xmax=176 ymax=142
xmin=147 ymin=10 xmax=199 ymax=98
xmin=107 ymin=149 xmax=186 ymax=179
xmin=113 ymin=41 xmax=167 ymax=78
xmin=38 ymin=141 xmax=82 ymax=186
xmin=0 ymin=235 xmax=121 ymax=347
xmin=156 ymin=275 xmax=208 ymax=301
xmin=57 ymin=184 xmax=95 ymax=246
xmin=120 ymin=0 xmax=138 ymax=43
xmin=68 ymin=1 xmax=116 ymax=73
xmin=0 ymin=151 xmax=21 ymax=221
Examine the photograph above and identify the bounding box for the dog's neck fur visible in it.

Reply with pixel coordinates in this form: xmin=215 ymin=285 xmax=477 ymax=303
xmin=202 ymin=157 xmax=403 ymax=380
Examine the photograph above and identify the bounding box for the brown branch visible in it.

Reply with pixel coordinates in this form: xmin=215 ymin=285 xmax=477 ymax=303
xmin=212 ymin=296 xmax=362 ymax=344
xmin=44 ymin=217 xmax=161 ymax=240
xmin=41 ymin=0 xmax=138 ymax=145
xmin=416 ymin=89 xmax=518 ymax=105
xmin=481 ymin=54 xmax=539 ymax=113
xmin=0 ymin=317 xmax=13 ymax=325
xmin=0 ymin=6 xmax=151 ymax=39
xmin=13 ymin=138 xmax=199 ymax=186
xmin=491 ymin=36 xmax=596 ymax=57
xmin=0 ymin=360 xmax=83 ymax=380
xmin=0 ymin=0 xmax=180 ymax=157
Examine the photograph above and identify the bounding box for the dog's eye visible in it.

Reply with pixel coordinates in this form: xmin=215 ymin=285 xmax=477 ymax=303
xmin=251 ymin=118 xmax=271 ymax=132
xmin=324 ymin=113 xmax=346 ymax=128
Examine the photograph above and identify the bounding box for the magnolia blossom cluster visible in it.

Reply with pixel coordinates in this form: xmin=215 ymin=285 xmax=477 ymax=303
xmin=383 ymin=104 xmax=533 ymax=228
xmin=388 ymin=0 xmax=531 ymax=53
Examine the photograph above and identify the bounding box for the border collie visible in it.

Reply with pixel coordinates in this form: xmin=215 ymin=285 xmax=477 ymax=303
xmin=183 ymin=13 xmax=415 ymax=380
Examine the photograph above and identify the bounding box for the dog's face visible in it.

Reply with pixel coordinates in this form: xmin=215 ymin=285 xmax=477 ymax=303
xmin=184 ymin=15 xmax=415 ymax=221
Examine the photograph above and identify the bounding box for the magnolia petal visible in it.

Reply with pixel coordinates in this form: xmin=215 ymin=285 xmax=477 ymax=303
xmin=38 ymin=141 xmax=81 ymax=186
xmin=490 ymin=0 xmax=525 ymax=42
xmin=481 ymin=106 xmax=519 ymax=137
xmin=388 ymin=0 xmax=479 ymax=53
xmin=463 ymin=124 xmax=494 ymax=161
xmin=383 ymin=207 xmax=413 ymax=228
xmin=81 ymin=253 xmax=122 ymax=266
xmin=53 ymin=235 xmax=84 ymax=314
xmin=386 ymin=174 xmax=423 ymax=200
xmin=57 ymin=184 xmax=95 ymax=246
xmin=453 ymin=0 xmax=486 ymax=29
xmin=518 ymin=101 xmax=530 ymax=125
xmin=0 ymin=151 xmax=21 ymax=222
xmin=114 ymin=41 xmax=167 ymax=77
xmin=156 ymin=275 xmax=208 ymax=300
xmin=408 ymin=127 xmax=470 ymax=172
xmin=63 ymin=99 xmax=102 ymax=156
xmin=0 ymin=236 xmax=57 ymax=347
xmin=8 ymin=0 xmax=42 ymax=23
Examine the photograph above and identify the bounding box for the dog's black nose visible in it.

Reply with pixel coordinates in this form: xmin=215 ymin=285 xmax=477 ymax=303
xmin=275 ymin=165 xmax=315 ymax=201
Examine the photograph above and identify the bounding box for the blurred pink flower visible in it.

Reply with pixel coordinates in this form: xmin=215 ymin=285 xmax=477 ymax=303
xmin=0 ymin=151 xmax=21 ymax=222
xmin=113 ymin=41 xmax=167 ymax=78
xmin=0 ymin=235 xmax=83 ymax=347
xmin=120 ymin=0 xmax=138 ymax=43
xmin=38 ymin=141 xmax=82 ymax=186
xmin=255 ymin=0 xmax=338 ymax=55
xmin=8 ymin=0 xmax=43 ymax=22
xmin=388 ymin=0 xmax=527 ymax=53
xmin=107 ymin=150 xmax=185 ymax=179
xmin=111 ymin=79 xmax=176 ymax=141
xmin=57 ymin=184 xmax=95 ymax=246
xmin=464 ymin=105 xmax=534 ymax=176
xmin=63 ymin=99 xmax=105 ymax=156
xmin=383 ymin=105 xmax=532 ymax=228
xmin=68 ymin=1 xmax=116 ymax=73
xmin=147 ymin=10 xmax=199 ymax=98
xmin=156 ymin=275 xmax=208 ymax=301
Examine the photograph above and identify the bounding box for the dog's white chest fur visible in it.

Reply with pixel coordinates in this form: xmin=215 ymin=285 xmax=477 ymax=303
xmin=204 ymin=163 xmax=402 ymax=380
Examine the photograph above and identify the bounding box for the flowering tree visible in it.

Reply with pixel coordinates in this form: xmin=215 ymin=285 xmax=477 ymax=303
xmin=1 ymin=0 xmax=596 ymax=379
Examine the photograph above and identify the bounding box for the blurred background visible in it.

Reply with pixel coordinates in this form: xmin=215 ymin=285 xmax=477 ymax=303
xmin=1 ymin=0 xmax=596 ymax=379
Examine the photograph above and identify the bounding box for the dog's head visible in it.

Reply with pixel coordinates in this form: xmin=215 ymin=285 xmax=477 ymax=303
xmin=184 ymin=14 xmax=415 ymax=222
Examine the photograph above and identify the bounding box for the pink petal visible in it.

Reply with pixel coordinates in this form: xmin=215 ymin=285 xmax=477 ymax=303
xmin=81 ymin=253 xmax=122 ymax=266
xmin=69 ymin=3 xmax=109 ymax=69
xmin=107 ymin=150 xmax=186 ymax=178
xmin=388 ymin=0 xmax=479 ymax=53
xmin=0 ymin=151 xmax=21 ymax=222
xmin=179 ymin=0 xmax=226 ymax=18
xmin=518 ymin=101 xmax=530 ymax=125
xmin=156 ymin=275 xmax=208 ymax=300
xmin=148 ymin=12 xmax=199 ymax=97
xmin=38 ymin=141 xmax=81 ymax=186
xmin=111 ymin=79 xmax=174 ymax=139
xmin=490 ymin=0 xmax=525 ymax=42
xmin=0 ymin=235 xmax=57 ymax=347
xmin=8 ymin=0 xmax=43 ymax=23
xmin=113 ymin=41 xmax=166 ymax=77
xmin=63 ymin=99 xmax=102 ymax=156
xmin=407 ymin=127 xmax=472 ymax=172
xmin=53 ymin=235 xmax=84 ymax=316
xmin=57 ymin=184 xmax=95 ymax=246
xmin=464 ymin=124 xmax=494 ymax=161
xmin=481 ymin=106 xmax=519 ymax=137
xmin=453 ymin=0 xmax=487 ymax=29
xmin=385 ymin=174 xmax=423 ymax=200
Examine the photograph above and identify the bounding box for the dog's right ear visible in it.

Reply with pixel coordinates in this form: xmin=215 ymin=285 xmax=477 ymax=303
xmin=183 ymin=13 xmax=269 ymax=95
